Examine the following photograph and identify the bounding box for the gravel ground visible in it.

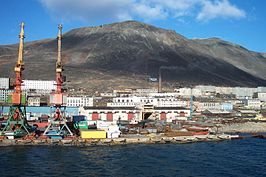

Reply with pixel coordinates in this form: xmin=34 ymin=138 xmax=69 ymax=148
xmin=215 ymin=122 xmax=266 ymax=133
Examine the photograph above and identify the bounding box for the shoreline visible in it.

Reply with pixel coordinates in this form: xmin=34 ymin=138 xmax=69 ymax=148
xmin=1 ymin=121 xmax=265 ymax=147
xmin=0 ymin=134 xmax=240 ymax=147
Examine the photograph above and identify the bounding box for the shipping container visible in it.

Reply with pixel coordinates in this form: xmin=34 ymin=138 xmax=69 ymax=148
xmin=7 ymin=94 xmax=26 ymax=105
xmin=80 ymin=130 xmax=106 ymax=139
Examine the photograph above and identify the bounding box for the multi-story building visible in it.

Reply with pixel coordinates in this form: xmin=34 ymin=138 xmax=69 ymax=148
xmin=257 ymin=92 xmax=266 ymax=102
xmin=220 ymin=102 xmax=233 ymax=111
xmin=197 ymin=102 xmax=221 ymax=111
xmin=22 ymin=80 xmax=56 ymax=92
xmin=67 ymin=96 xmax=93 ymax=107
xmin=0 ymin=89 xmax=13 ymax=102
xmin=27 ymin=96 xmax=41 ymax=106
xmin=0 ymin=78 xmax=10 ymax=89
xmin=79 ymin=106 xmax=190 ymax=122
xmin=232 ymin=87 xmax=257 ymax=99
xmin=107 ymin=96 xmax=189 ymax=108
xmin=174 ymin=88 xmax=201 ymax=98
xmin=245 ymin=99 xmax=261 ymax=110
xmin=215 ymin=87 xmax=233 ymax=95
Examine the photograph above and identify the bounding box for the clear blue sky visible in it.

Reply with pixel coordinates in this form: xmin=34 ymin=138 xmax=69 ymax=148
xmin=0 ymin=0 xmax=265 ymax=52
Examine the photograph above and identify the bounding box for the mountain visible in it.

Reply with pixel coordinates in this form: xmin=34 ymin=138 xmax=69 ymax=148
xmin=0 ymin=21 xmax=266 ymax=93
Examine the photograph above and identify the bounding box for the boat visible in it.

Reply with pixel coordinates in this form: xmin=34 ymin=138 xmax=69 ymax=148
xmin=192 ymin=131 xmax=209 ymax=135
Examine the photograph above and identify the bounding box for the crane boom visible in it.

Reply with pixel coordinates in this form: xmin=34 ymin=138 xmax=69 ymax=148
xmin=13 ymin=22 xmax=25 ymax=105
xmin=0 ymin=22 xmax=32 ymax=137
xmin=44 ymin=24 xmax=73 ymax=137
xmin=56 ymin=24 xmax=63 ymax=94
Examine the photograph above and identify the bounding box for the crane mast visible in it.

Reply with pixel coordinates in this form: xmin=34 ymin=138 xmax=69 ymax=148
xmin=56 ymin=24 xmax=63 ymax=94
xmin=13 ymin=22 xmax=25 ymax=104
xmin=0 ymin=22 xmax=32 ymax=137
xmin=44 ymin=24 xmax=73 ymax=137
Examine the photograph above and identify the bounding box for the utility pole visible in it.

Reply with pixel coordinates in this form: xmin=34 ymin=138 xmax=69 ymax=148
xmin=158 ymin=67 xmax=162 ymax=93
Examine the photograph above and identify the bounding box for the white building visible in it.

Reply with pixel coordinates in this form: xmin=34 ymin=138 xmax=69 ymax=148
xmin=174 ymin=88 xmax=201 ymax=98
xmin=107 ymin=96 xmax=189 ymax=108
xmin=0 ymin=89 xmax=13 ymax=102
xmin=79 ymin=106 xmax=190 ymax=122
xmin=22 ymin=80 xmax=56 ymax=91
xmin=0 ymin=78 xmax=10 ymax=89
xmin=215 ymin=87 xmax=233 ymax=95
xmin=157 ymin=98 xmax=188 ymax=107
xmin=148 ymin=92 xmax=179 ymax=98
xmin=257 ymin=87 xmax=266 ymax=93
xmin=79 ymin=107 xmax=140 ymax=122
xmin=246 ymin=99 xmax=261 ymax=110
xmin=27 ymin=96 xmax=41 ymax=106
xmin=197 ymin=102 xmax=221 ymax=111
xmin=232 ymin=87 xmax=257 ymax=99
xmin=258 ymin=92 xmax=266 ymax=102
xmin=67 ymin=96 xmax=93 ymax=107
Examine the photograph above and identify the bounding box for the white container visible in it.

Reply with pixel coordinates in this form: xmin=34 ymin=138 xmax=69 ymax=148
xmin=107 ymin=125 xmax=121 ymax=138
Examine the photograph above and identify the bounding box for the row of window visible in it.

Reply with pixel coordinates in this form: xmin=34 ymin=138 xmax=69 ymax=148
xmin=87 ymin=111 xmax=188 ymax=114
xmin=116 ymin=98 xmax=182 ymax=103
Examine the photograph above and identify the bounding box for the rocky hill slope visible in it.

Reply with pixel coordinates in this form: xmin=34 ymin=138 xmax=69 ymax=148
xmin=0 ymin=21 xmax=266 ymax=93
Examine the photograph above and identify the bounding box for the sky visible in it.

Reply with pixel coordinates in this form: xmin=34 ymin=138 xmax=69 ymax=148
xmin=0 ymin=0 xmax=265 ymax=52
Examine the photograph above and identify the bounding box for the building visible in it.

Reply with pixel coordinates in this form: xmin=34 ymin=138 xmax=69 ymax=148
xmin=215 ymin=87 xmax=233 ymax=95
xmin=157 ymin=98 xmax=188 ymax=107
xmin=220 ymin=102 xmax=233 ymax=111
xmin=79 ymin=107 xmax=140 ymax=122
xmin=197 ymin=102 xmax=221 ymax=111
xmin=174 ymin=88 xmax=201 ymax=98
xmin=107 ymin=96 xmax=189 ymax=108
xmin=67 ymin=96 xmax=93 ymax=107
xmin=27 ymin=96 xmax=41 ymax=106
xmin=232 ymin=87 xmax=257 ymax=99
xmin=257 ymin=92 xmax=266 ymax=102
xmin=22 ymin=80 xmax=56 ymax=92
xmin=246 ymin=99 xmax=261 ymax=110
xmin=0 ymin=89 xmax=13 ymax=102
xmin=79 ymin=106 xmax=190 ymax=122
xmin=0 ymin=78 xmax=10 ymax=89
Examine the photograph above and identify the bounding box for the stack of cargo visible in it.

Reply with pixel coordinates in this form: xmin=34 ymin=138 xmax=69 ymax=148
xmin=80 ymin=130 xmax=106 ymax=139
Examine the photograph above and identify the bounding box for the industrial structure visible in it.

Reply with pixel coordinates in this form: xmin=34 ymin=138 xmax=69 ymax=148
xmin=0 ymin=22 xmax=32 ymax=137
xmin=43 ymin=24 xmax=73 ymax=137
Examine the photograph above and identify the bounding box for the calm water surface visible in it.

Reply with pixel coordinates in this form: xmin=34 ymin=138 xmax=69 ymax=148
xmin=0 ymin=138 xmax=265 ymax=177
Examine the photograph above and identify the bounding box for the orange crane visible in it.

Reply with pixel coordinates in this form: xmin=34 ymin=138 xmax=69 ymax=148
xmin=43 ymin=24 xmax=73 ymax=138
xmin=0 ymin=22 xmax=32 ymax=137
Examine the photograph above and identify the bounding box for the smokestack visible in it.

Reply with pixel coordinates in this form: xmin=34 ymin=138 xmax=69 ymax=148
xmin=158 ymin=67 xmax=162 ymax=93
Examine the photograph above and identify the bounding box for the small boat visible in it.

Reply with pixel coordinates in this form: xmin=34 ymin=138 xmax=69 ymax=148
xmin=186 ymin=126 xmax=209 ymax=132
xmin=252 ymin=134 xmax=266 ymax=139
xmin=192 ymin=131 xmax=209 ymax=135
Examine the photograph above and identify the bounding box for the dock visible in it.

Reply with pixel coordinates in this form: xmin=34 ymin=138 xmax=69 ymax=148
xmin=0 ymin=134 xmax=241 ymax=147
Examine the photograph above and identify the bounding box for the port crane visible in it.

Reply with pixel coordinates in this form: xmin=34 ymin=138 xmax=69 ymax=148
xmin=43 ymin=24 xmax=73 ymax=137
xmin=0 ymin=22 xmax=32 ymax=137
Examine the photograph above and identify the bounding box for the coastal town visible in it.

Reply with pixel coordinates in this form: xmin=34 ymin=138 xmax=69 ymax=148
xmin=0 ymin=22 xmax=265 ymax=146
xmin=1 ymin=76 xmax=266 ymax=145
